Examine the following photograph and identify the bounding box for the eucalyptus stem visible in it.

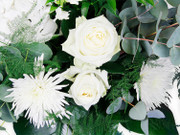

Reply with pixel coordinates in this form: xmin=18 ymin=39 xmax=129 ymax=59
xmin=115 ymin=1 xmax=159 ymax=27
xmin=123 ymin=37 xmax=167 ymax=46
xmin=146 ymin=22 xmax=179 ymax=38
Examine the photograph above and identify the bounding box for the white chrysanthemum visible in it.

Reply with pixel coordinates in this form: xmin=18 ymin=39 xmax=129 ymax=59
xmin=134 ymin=57 xmax=175 ymax=110
xmin=7 ymin=55 xmax=71 ymax=128
xmin=55 ymin=7 xmax=69 ymax=20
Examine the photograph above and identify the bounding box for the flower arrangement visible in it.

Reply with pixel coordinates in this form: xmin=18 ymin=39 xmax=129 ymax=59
xmin=0 ymin=0 xmax=180 ymax=135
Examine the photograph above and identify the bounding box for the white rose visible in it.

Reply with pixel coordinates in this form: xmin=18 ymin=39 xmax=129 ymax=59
xmin=62 ymin=15 xmax=121 ymax=67
xmin=68 ymin=69 xmax=110 ymax=110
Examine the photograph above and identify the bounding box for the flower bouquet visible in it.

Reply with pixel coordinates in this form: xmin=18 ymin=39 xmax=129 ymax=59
xmin=0 ymin=0 xmax=180 ymax=135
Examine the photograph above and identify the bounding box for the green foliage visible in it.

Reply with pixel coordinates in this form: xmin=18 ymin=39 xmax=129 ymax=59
xmin=136 ymin=0 xmax=154 ymax=6
xmin=73 ymin=112 xmax=119 ymax=135
xmin=14 ymin=117 xmax=56 ymax=135
xmin=106 ymin=53 xmax=146 ymax=101
xmin=0 ymin=46 xmax=34 ymax=79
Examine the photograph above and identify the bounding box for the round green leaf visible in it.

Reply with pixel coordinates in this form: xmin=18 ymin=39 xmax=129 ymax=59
xmin=147 ymin=110 xmax=165 ymax=119
xmin=138 ymin=6 xmax=156 ymax=23
xmin=0 ymin=85 xmax=12 ymax=102
xmin=0 ymin=102 xmax=17 ymax=122
xmin=106 ymin=97 xmax=122 ymax=114
xmin=170 ymin=46 xmax=180 ymax=65
xmin=129 ymin=101 xmax=147 ymax=121
xmin=141 ymin=118 xmax=149 ymax=135
xmin=122 ymin=33 xmax=141 ymax=55
xmin=167 ymin=26 xmax=180 ymax=48
xmin=152 ymin=39 xmax=170 ymax=57
xmin=0 ymin=73 xmax=3 ymax=81
xmin=166 ymin=0 xmax=180 ymax=7
xmin=176 ymin=5 xmax=180 ymax=24
xmin=147 ymin=0 xmax=168 ymax=20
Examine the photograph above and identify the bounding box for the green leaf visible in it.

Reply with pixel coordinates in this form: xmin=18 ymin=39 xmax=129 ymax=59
xmin=176 ymin=5 xmax=180 ymax=24
xmin=166 ymin=0 xmax=180 ymax=7
xmin=146 ymin=0 xmax=154 ymax=6
xmin=167 ymin=26 xmax=180 ymax=48
xmin=107 ymin=0 xmax=116 ymax=12
xmin=14 ymin=117 xmax=56 ymax=135
xmin=141 ymin=118 xmax=149 ymax=135
xmin=159 ymin=27 xmax=176 ymax=39
xmin=147 ymin=0 xmax=168 ymax=20
xmin=0 ymin=46 xmax=34 ymax=78
xmin=170 ymin=46 xmax=180 ymax=65
xmin=147 ymin=110 xmax=165 ymax=119
xmin=0 ymin=85 xmax=12 ymax=102
xmin=138 ymin=6 xmax=156 ymax=23
xmin=136 ymin=0 xmax=146 ymax=5
xmin=46 ymin=0 xmax=54 ymax=4
xmin=100 ymin=62 xmax=125 ymax=75
xmin=141 ymin=40 xmax=153 ymax=56
xmin=129 ymin=101 xmax=147 ymax=121
xmin=81 ymin=2 xmax=90 ymax=17
xmin=106 ymin=97 xmax=122 ymax=114
xmin=50 ymin=4 xmax=58 ymax=13
xmin=0 ymin=73 xmax=3 ymax=81
xmin=0 ymin=102 xmax=17 ymax=122
xmin=122 ymin=33 xmax=140 ymax=55
xmin=12 ymin=43 xmax=52 ymax=61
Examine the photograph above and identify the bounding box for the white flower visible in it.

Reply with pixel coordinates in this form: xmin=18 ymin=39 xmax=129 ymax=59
xmin=66 ymin=0 xmax=82 ymax=5
xmin=64 ymin=66 xmax=110 ymax=110
xmin=7 ymin=55 xmax=71 ymax=128
xmin=0 ymin=120 xmax=16 ymax=135
xmin=55 ymin=8 xmax=69 ymax=20
xmin=134 ymin=57 xmax=175 ymax=110
xmin=62 ymin=15 xmax=121 ymax=67
xmin=0 ymin=0 xmax=57 ymax=45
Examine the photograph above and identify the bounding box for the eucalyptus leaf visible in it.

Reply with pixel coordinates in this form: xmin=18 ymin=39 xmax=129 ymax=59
xmin=138 ymin=6 xmax=157 ymax=23
xmin=119 ymin=7 xmax=139 ymax=28
xmin=106 ymin=10 xmax=120 ymax=25
xmin=0 ymin=102 xmax=17 ymax=122
xmin=146 ymin=0 xmax=168 ymax=20
xmin=129 ymin=101 xmax=147 ymax=121
xmin=176 ymin=5 xmax=180 ymax=24
xmin=106 ymin=97 xmax=122 ymax=114
xmin=152 ymin=38 xmax=170 ymax=57
xmin=166 ymin=0 xmax=180 ymax=7
xmin=0 ymin=85 xmax=12 ymax=102
xmin=167 ymin=26 xmax=180 ymax=48
xmin=0 ymin=73 xmax=3 ymax=81
xmin=122 ymin=33 xmax=141 ymax=55
xmin=147 ymin=110 xmax=165 ymax=119
xmin=141 ymin=118 xmax=149 ymax=135
xmin=170 ymin=46 xmax=180 ymax=65
xmin=141 ymin=40 xmax=153 ymax=56
xmin=159 ymin=27 xmax=176 ymax=39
